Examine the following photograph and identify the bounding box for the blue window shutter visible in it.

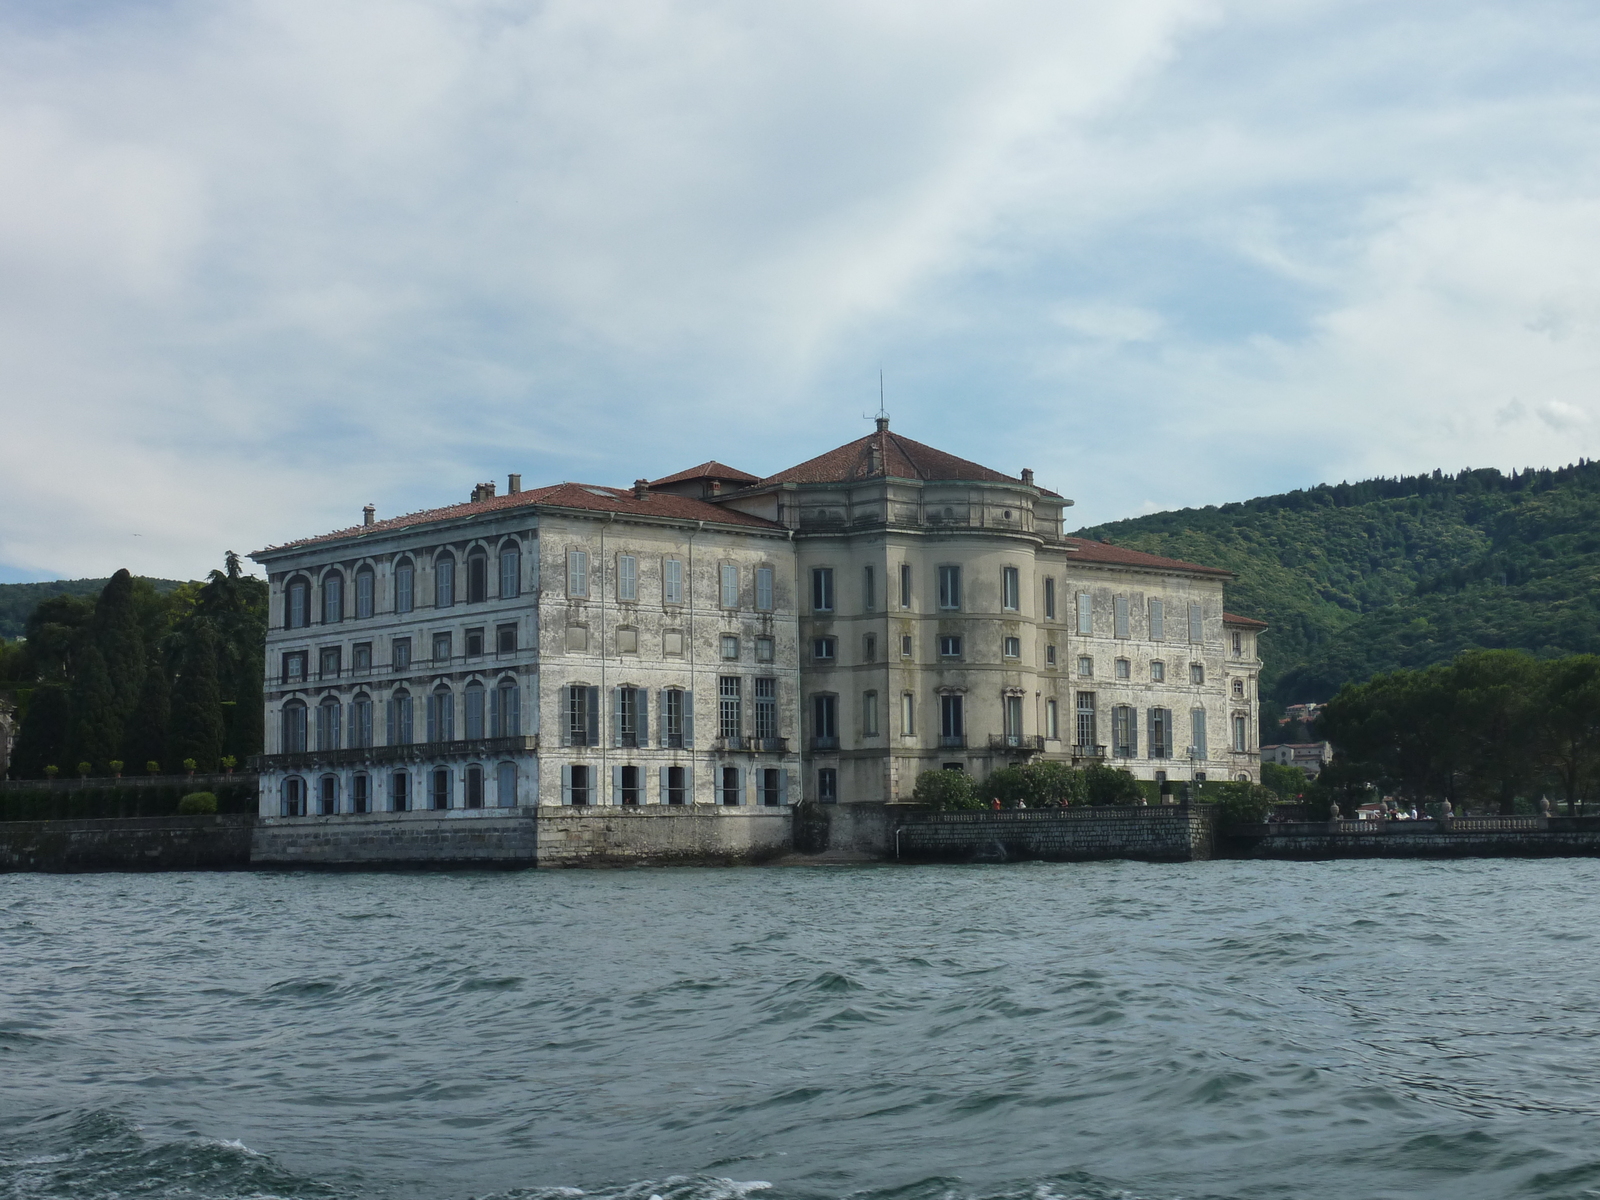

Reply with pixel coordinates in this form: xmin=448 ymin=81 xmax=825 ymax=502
xmin=780 ymin=769 xmax=791 ymax=806
xmin=612 ymin=687 xmax=621 ymax=748
xmin=612 ymin=764 xmax=622 ymax=805
xmin=684 ymin=691 xmax=694 ymax=746
xmin=586 ymin=687 xmax=600 ymax=746
xmin=658 ymin=690 xmax=667 ymax=746
xmin=508 ymin=686 xmax=519 ymax=737
xmin=735 ymin=766 xmax=745 ymax=806
xmin=386 ymin=699 xmax=394 ymax=746
xmin=637 ymin=690 xmax=649 ymax=748
xmin=659 ymin=765 xmax=668 ymax=804
xmin=1130 ymin=708 xmax=1139 ymax=758
xmin=558 ymin=689 xmax=568 ymax=747
xmin=489 ymin=687 xmax=500 ymax=738
xmin=561 ymin=764 xmax=572 ymax=805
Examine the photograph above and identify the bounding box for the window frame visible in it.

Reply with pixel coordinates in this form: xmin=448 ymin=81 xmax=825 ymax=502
xmin=811 ymin=567 xmax=835 ymax=613
xmin=394 ymin=559 xmax=414 ymax=614
xmin=755 ymin=565 xmax=774 ymax=612
xmin=567 ymin=548 xmax=589 ymax=598
xmin=719 ymin=563 xmax=739 ymax=609
xmin=663 ymin=558 xmax=684 ymax=605
xmin=434 ymin=553 xmax=455 ymax=609
xmin=937 ymin=565 xmax=962 ymax=611
xmin=1002 ymin=566 xmax=1020 ymax=612
xmin=617 ymin=554 xmax=639 ymax=603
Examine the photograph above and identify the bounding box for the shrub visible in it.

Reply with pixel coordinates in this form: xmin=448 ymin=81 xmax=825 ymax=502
xmin=979 ymin=760 xmax=1086 ymax=808
xmin=1212 ymin=782 xmax=1277 ymax=827
xmin=1082 ymin=762 xmax=1144 ymax=805
xmin=76 ymin=761 xmax=91 ymax=777
xmin=145 ymin=760 xmax=160 ymax=774
xmin=913 ymin=769 xmax=981 ymax=810
xmin=177 ymin=791 xmax=218 ymax=815
xmin=1261 ymin=761 xmax=1306 ymax=801
xmin=182 ymin=758 xmax=198 ymax=772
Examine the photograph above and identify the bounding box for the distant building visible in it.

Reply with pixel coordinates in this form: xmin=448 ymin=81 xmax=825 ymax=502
xmin=1282 ymin=702 xmax=1322 ymax=725
xmin=1261 ymin=741 xmax=1332 ymax=777
xmin=249 ymin=419 xmax=1267 ymax=817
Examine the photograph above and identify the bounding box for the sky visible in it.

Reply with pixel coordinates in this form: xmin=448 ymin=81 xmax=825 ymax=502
xmin=3 ymin=0 xmax=1600 ymax=583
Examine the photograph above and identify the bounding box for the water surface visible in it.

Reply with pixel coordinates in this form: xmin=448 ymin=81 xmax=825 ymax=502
xmin=4 ymin=860 xmax=1600 ymax=1200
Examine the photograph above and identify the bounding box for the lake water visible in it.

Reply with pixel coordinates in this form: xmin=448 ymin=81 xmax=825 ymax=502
xmin=4 ymin=860 xmax=1600 ymax=1200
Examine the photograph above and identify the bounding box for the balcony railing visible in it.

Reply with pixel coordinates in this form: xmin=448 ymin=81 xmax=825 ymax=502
xmin=811 ymin=736 xmax=840 ymax=751
xmin=988 ymin=734 xmax=1045 ymax=753
xmin=254 ymin=735 xmax=538 ymax=771
xmin=1070 ymin=743 xmax=1107 ymax=761
xmin=717 ymin=737 xmax=790 ymax=754
xmin=938 ymin=735 xmax=967 ymax=749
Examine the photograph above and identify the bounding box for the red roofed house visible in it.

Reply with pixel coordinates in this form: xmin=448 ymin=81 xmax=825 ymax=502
xmin=249 ymin=418 xmax=1264 ymax=846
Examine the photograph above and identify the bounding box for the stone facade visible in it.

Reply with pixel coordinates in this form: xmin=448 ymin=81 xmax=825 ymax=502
xmin=0 ymin=814 xmax=255 ymax=872
xmin=894 ymin=806 xmax=1215 ymax=863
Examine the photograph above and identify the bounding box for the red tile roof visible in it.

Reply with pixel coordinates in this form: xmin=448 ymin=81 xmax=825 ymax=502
xmin=649 ymin=460 xmax=760 ymax=487
xmin=757 ymin=426 xmax=1060 ymax=495
xmin=1061 ymin=537 xmax=1232 ymax=576
xmin=1223 ymin=611 xmax=1269 ymax=628
xmin=255 ymin=480 xmax=780 ymax=556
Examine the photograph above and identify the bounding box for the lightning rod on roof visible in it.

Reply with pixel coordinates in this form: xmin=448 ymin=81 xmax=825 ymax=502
xmin=862 ymin=369 xmax=890 ymax=429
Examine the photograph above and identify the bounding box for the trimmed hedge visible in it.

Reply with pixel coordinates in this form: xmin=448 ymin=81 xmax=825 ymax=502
xmin=0 ymin=782 xmax=257 ymax=822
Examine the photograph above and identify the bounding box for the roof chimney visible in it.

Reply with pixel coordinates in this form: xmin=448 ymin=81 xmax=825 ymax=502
xmin=1021 ymin=468 xmax=1034 ymax=487
xmin=362 ymin=504 xmax=375 ymax=526
xmin=708 ymin=480 xmax=722 ymax=496
xmin=483 ymin=480 xmax=497 ymax=499
xmin=633 ymin=478 xmax=650 ymax=500
xmin=508 ymin=473 xmax=521 ymax=494
xmin=875 ymin=416 xmax=889 ymax=433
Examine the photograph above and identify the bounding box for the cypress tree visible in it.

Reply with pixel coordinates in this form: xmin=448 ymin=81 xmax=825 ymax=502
xmin=92 ymin=569 xmax=145 ymax=727
xmin=168 ymin=624 xmax=223 ymax=772
xmin=227 ymin=652 xmax=264 ymax=761
xmin=68 ymin=645 xmax=119 ymax=772
xmin=123 ymin=655 xmax=172 ymax=771
xmin=10 ymin=683 xmax=70 ymax=779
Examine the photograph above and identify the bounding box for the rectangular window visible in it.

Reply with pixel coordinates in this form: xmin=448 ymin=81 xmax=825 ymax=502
xmin=1151 ymin=660 xmax=1165 ymax=682
xmin=468 ymin=555 xmax=487 ymax=604
xmin=324 ymin=576 xmax=342 ymax=624
xmin=620 ymin=764 xmax=640 ymax=806
xmin=814 ymin=637 xmax=836 ymax=661
xmin=1115 ymin=658 xmax=1130 ymax=680
xmin=1003 ymin=694 xmax=1023 ymax=740
xmin=812 ymin=567 xmax=834 ymax=612
xmin=666 ymin=764 xmax=687 ymax=805
xmin=1114 ymin=595 xmax=1130 ymax=638
xmin=466 ymin=687 xmax=485 ymax=739
xmin=719 ymin=676 xmax=742 ymax=740
xmin=568 ymin=549 xmax=589 ymax=597
xmin=394 ymin=564 xmax=413 ymax=614
xmin=568 ymin=685 xmax=597 ymax=747
xmin=282 ymin=705 xmax=307 ymax=753
xmin=901 ymin=692 xmax=914 ymax=737
xmin=349 ymin=695 xmax=371 ymax=746
xmin=1113 ymin=705 xmax=1137 ymax=758
xmin=863 ymin=633 xmax=876 ymax=662
xmin=569 ymin=763 xmax=590 ymax=807
xmin=1150 ymin=598 xmax=1164 ymax=641
xmin=665 ymin=689 xmax=687 ymax=749
xmin=761 ymin=767 xmax=782 ymax=807
xmin=1149 ymin=708 xmax=1170 ymax=759
xmin=288 ymin=581 xmax=308 ymax=629
xmin=1191 ymin=709 xmax=1208 ymax=758
xmin=497 ymin=624 xmax=517 ymax=655
xmin=389 ymin=693 xmax=413 ymax=746
xmin=1233 ymin=714 xmax=1248 ymax=752
xmin=1232 ymin=631 xmax=1244 ymax=656
xmin=392 ymin=771 xmax=409 ymax=812
xmin=1045 ymin=644 xmax=1057 ymax=667
xmin=1076 ymin=592 xmax=1092 ymax=635
xmin=1191 ymin=662 xmax=1205 ymax=685
xmin=755 ymin=636 xmax=774 ymax=662
xmin=720 ymin=563 xmax=739 ymax=608
xmin=393 ymin=638 xmax=411 ymax=672
xmin=317 ymin=700 xmax=341 ymax=752
xmin=353 ymin=643 xmax=371 ymax=674
xmin=1077 ymin=655 xmax=1093 ymax=677
xmin=319 ymin=647 xmax=341 ymax=679
xmin=618 ymin=554 xmax=638 ymax=602
xmin=899 ymin=563 xmax=912 ymax=609
xmin=813 ymin=694 xmax=838 ymax=746
xmin=492 ymin=682 xmax=520 ymax=737
xmin=1189 ymin=601 xmax=1204 ymax=643
xmin=356 ymin=572 xmax=374 ymax=619
xmin=1044 ymin=577 xmax=1056 ymax=620
xmin=500 ymin=546 xmax=520 ymax=599
xmin=721 ymin=764 xmax=741 ymax=806
xmin=1003 ymin=636 xmax=1021 ymax=658
xmin=434 ymin=559 xmax=454 ymax=609
xmin=863 ymin=565 xmax=876 ymax=611
xmin=721 ymin=634 xmax=740 ymax=660
xmin=901 ymin=634 xmax=913 ymax=658
xmin=466 ymin=628 xmax=484 ymax=658
xmin=497 ymin=761 xmax=517 ymax=807
xmin=426 ymin=691 xmax=453 ymax=742
xmin=756 ymin=565 xmax=774 ymax=611
xmin=663 ymin=558 xmax=684 ymax=605
xmin=617 ymin=687 xmax=641 ymax=747
xmin=283 ymin=652 xmax=306 ymax=684
xmin=1046 ymin=698 xmax=1059 ymax=740
xmin=432 ymin=632 xmax=451 ymax=663
xmin=755 ymin=677 xmax=778 ymax=740
xmin=939 ymin=635 xmax=962 ymax=658
xmin=817 ymin=767 xmax=838 ymax=804
xmin=1076 ymin=692 xmax=1097 ymax=750
xmin=939 ymin=694 xmax=964 ymax=743
xmin=938 ymin=565 xmax=962 ymax=610
xmin=1002 ymin=566 xmax=1020 ymax=611
xmin=862 ymin=691 xmax=879 ymax=738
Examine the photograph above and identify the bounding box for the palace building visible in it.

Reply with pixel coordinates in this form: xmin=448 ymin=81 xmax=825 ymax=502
xmin=250 ymin=419 xmax=1263 ymax=817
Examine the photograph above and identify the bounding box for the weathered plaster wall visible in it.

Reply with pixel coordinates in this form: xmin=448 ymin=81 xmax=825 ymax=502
xmin=536 ymin=805 xmax=792 ymax=867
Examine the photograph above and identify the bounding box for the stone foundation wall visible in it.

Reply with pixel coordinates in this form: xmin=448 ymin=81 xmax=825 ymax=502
xmin=251 ymin=810 xmax=538 ymax=868
xmin=0 ymin=815 xmax=255 ymax=872
xmin=537 ymin=805 xmax=792 ymax=867
xmin=792 ymin=802 xmax=897 ymax=857
xmin=895 ymin=805 xmax=1214 ymax=863
xmin=1232 ymin=816 xmax=1600 ymax=859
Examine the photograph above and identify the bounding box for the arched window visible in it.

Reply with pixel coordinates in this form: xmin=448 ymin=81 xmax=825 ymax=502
xmin=431 ymin=767 xmax=451 ymax=810
xmin=465 ymin=682 xmax=486 ymax=740
xmin=355 ymin=567 xmax=375 ymax=619
xmin=394 ymin=558 xmax=415 ymax=614
xmin=467 ymin=550 xmax=488 ymax=604
xmin=282 ymin=701 xmax=308 ymax=753
xmin=499 ymin=541 xmax=520 ymax=599
xmin=322 ymin=571 xmax=343 ymax=624
xmin=283 ymin=776 xmax=306 ymax=817
xmin=388 ymin=689 xmax=413 ymax=746
xmin=350 ymin=693 xmax=373 ymax=748
xmin=435 ymin=551 xmax=456 ymax=608
xmin=496 ymin=761 xmax=517 ymax=807
xmin=317 ymin=696 xmax=342 ymax=752
xmin=491 ymin=677 xmax=520 ymax=737
xmin=285 ymin=577 xmax=310 ymax=629
xmin=318 ymin=774 xmax=338 ymax=815
xmin=427 ymin=686 xmax=454 ymax=743
xmin=465 ymin=764 xmax=484 ymax=809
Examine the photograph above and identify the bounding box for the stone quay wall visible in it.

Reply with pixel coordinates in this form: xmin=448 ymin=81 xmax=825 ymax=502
xmin=0 ymin=815 xmax=255 ymax=872
xmin=251 ymin=810 xmax=538 ymax=869
xmin=537 ymin=805 xmax=793 ymax=867
xmin=1230 ymin=815 xmax=1600 ymax=859
xmin=894 ymin=805 xmax=1215 ymax=864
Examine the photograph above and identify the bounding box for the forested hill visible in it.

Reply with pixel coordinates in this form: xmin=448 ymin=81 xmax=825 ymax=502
xmin=0 ymin=578 xmax=186 ymax=640
xmin=1072 ymin=461 xmax=1600 ymax=708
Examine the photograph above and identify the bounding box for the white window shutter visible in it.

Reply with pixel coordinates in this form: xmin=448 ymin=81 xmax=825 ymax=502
xmin=561 ymin=764 xmax=572 ymax=805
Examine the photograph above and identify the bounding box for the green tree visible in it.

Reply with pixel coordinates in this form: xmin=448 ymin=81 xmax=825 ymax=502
xmin=912 ymin=768 xmax=980 ymax=810
xmin=68 ymin=645 xmax=119 ymax=771
xmin=1261 ymin=761 xmax=1307 ymax=801
xmin=90 ymin=569 xmax=145 ymax=735
xmin=1538 ymin=655 xmax=1600 ymax=814
xmin=1082 ymin=762 xmax=1143 ymax=805
xmin=23 ymin=594 xmax=94 ymax=682
xmin=123 ymin=654 xmax=171 ymax=771
xmin=168 ymin=624 xmax=223 ymax=773
xmin=10 ymin=683 xmax=70 ymax=779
